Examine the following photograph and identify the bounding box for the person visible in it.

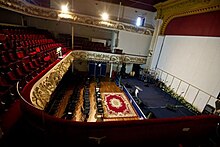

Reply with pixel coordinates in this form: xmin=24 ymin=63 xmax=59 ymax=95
xmin=120 ymin=63 xmax=126 ymax=78
xmin=134 ymin=86 xmax=142 ymax=98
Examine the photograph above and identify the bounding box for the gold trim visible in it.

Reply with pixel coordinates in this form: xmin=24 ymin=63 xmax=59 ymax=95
xmin=155 ymin=0 xmax=220 ymax=34
xmin=72 ymin=50 xmax=147 ymax=64
xmin=0 ymin=0 xmax=153 ymax=35
xmin=30 ymin=52 xmax=73 ymax=110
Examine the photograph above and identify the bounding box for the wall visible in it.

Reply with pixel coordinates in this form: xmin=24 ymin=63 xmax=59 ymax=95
xmin=74 ymin=25 xmax=112 ymax=40
xmin=0 ymin=8 xmax=23 ymax=25
xmin=150 ymin=35 xmax=165 ymax=70
xmin=26 ymin=16 xmax=72 ymax=36
xmin=153 ymin=35 xmax=220 ymax=112
xmin=26 ymin=16 xmax=112 ymax=40
xmin=118 ymin=30 xmax=151 ymax=56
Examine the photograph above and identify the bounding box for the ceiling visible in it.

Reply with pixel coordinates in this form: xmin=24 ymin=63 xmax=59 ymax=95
xmin=97 ymin=0 xmax=167 ymax=12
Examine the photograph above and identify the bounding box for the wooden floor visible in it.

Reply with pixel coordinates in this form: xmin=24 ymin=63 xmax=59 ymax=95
xmin=54 ymin=76 xmax=140 ymax=122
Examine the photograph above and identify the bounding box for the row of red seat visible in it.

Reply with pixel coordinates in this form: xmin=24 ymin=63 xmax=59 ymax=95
xmin=74 ymin=36 xmax=112 ymax=53
xmin=0 ymin=26 xmax=68 ymax=114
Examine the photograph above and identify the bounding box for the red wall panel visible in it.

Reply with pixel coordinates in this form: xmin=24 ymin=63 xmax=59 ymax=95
xmin=164 ymin=10 xmax=220 ymax=37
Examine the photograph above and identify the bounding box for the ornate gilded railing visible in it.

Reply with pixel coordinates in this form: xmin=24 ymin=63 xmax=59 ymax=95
xmin=0 ymin=0 xmax=153 ymax=35
xmin=72 ymin=50 xmax=147 ymax=64
xmin=30 ymin=52 xmax=73 ymax=110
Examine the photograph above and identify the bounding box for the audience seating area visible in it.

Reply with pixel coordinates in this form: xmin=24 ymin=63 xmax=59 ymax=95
xmin=74 ymin=36 xmax=111 ymax=53
xmin=0 ymin=26 xmax=68 ymax=119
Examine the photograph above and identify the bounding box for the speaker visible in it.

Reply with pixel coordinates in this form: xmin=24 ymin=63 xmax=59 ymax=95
xmin=202 ymin=104 xmax=215 ymax=114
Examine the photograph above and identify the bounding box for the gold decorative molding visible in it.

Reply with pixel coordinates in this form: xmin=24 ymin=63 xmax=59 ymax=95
xmin=72 ymin=50 xmax=147 ymax=64
xmin=0 ymin=0 xmax=153 ymax=35
xmin=154 ymin=0 xmax=220 ymax=34
xmin=30 ymin=52 xmax=73 ymax=110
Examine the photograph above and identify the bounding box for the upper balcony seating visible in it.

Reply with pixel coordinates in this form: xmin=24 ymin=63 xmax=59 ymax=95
xmin=0 ymin=25 xmax=69 ymax=114
xmin=73 ymin=36 xmax=111 ymax=53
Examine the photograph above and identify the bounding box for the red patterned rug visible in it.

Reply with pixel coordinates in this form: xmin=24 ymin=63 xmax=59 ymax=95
xmin=103 ymin=93 xmax=138 ymax=119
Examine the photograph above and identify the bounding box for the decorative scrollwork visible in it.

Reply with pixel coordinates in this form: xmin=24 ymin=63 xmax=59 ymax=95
xmin=71 ymin=50 xmax=147 ymax=64
xmin=30 ymin=53 xmax=73 ymax=110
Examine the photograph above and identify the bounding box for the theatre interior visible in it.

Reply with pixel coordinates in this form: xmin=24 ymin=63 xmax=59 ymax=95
xmin=0 ymin=0 xmax=220 ymax=146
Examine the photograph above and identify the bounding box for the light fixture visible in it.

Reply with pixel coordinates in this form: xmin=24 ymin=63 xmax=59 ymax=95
xmin=58 ymin=4 xmax=73 ymax=19
xmin=61 ymin=4 xmax=68 ymax=13
xmin=101 ymin=12 xmax=109 ymax=21
xmin=136 ymin=16 xmax=142 ymax=26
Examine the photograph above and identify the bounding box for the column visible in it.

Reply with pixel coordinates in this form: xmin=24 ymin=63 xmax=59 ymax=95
xmin=109 ymin=63 xmax=113 ymax=78
xmin=111 ymin=31 xmax=118 ymax=53
xmin=146 ymin=19 xmax=163 ymax=69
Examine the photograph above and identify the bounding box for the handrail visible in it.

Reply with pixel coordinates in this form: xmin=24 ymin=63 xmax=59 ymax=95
xmin=16 ymin=81 xmax=37 ymax=108
xmin=156 ymin=68 xmax=217 ymax=111
xmin=156 ymin=68 xmax=217 ymax=99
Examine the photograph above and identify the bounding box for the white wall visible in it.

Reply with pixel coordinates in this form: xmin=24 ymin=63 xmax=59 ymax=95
xmin=0 ymin=8 xmax=22 ymax=25
xmin=74 ymin=25 xmax=112 ymax=40
xmin=154 ymin=35 xmax=220 ymax=111
xmin=150 ymin=35 xmax=165 ymax=70
xmin=118 ymin=30 xmax=151 ymax=56
xmin=26 ymin=16 xmax=72 ymax=36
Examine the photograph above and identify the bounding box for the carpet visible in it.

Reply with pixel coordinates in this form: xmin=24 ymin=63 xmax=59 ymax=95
xmin=102 ymin=92 xmax=138 ymax=119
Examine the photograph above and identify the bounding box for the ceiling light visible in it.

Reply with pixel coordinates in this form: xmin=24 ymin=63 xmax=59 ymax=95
xmin=61 ymin=4 xmax=68 ymax=13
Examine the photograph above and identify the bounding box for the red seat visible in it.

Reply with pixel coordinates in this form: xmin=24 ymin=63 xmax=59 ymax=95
xmin=16 ymin=51 xmax=24 ymax=59
xmin=0 ymin=34 xmax=6 ymax=42
xmin=8 ymin=52 xmax=17 ymax=62
xmin=0 ymin=75 xmax=13 ymax=88
xmin=1 ymin=55 xmax=9 ymax=64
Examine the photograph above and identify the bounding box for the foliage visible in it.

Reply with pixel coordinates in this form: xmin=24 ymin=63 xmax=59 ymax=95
xmin=159 ymin=82 xmax=200 ymax=114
